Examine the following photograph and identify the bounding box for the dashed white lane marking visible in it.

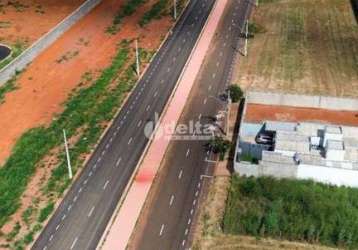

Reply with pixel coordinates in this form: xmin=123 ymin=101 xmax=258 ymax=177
xmin=190 ymin=208 xmax=194 ymax=215
xmin=220 ymin=51 xmax=223 ymax=57
xmin=193 ymin=199 xmax=197 ymax=206
xmin=89 ymin=171 xmax=93 ymax=177
xmin=78 ymin=187 xmax=83 ymax=193
xmin=70 ymin=237 xmax=78 ymax=250
xmin=116 ymin=157 xmax=122 ymax=167
xmin=146 ymin=105 xmax=150 ymax=111
xmin=88 ymin=206 xmax=95 ymax=217
xmin=178 ymin=47 xmax=182 ymax=52
xmin=173 ymin=57 xmax=176 ymax=62
xmin=169 ymin=195 xmax=175 ymax=206
xmin=208 ymin=85 xmax=212 ymax=91
xmin=212 ymin=73 xmax=216 ymax=78
xmin=49 ymin=235 xmax=53 ymax=241
xmin=154 ymin=91 xmax=158 ymax=97
xmin=103 ymin=180 xmax=110 ymax=190
xmin=137 ymin=120 xmax=142 ymax=127
xmin=159 ymin=224 xmax=165 ymax=236
xmin=185 ymin=228 xmax=189 ymax=235
xmin=102 ymin=150 xmax=106 ymax=156
xmin=216 ymin=61 xmax=220 ymax=67
xmin=128 ymin=137 xmax=133 ymax=145
xmin=198 ymin=182 xmax=201 ymax=188
xmin=55 ymin=224 xmax=60 ymax=231
xmin=203 ymin=98 xmax=207 ymax=105
xmin=178 ymin=169 xmax=183 ymax=179
xmin=68 ymin=204 xmax=72 ymax=211
xmin=84 ymin=179 xmax=88 ymax=185
xmin=223 ymin=42 xmax=227 ymax=47
xmin=198 ymin=113 xmax=202 ymax=120
xmin=160 ymin=79 xmax=164 ymax=84
xmin=74 ymin=196 xmax=78 ymax=202
xmin=61 ymin=214 xmax=66 ymax=221
xmin=43 ymin=246 xmax=48 ymax=250
xmin=182 ymin=240 xmax=186 ymax=246
xmin=186 ymin=148 xmax=190 ymax=157
xmin=187 ymin=218 xmax=191 ymax=225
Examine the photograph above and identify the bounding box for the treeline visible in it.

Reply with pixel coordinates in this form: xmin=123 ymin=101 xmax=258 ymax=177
xmin=223 ymin=176 xmax=358 ymax=249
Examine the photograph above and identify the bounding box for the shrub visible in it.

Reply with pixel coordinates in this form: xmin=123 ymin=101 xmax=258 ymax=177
xmin=228 ymin=85 xmax=243 ymax=103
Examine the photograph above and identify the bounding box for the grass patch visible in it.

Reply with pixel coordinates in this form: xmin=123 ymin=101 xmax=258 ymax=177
xmin=106 ymin=0 xmax=147 ymax=34
xmin=223 ymin=176 xmax=358 ymax=249
xmin=0 ymin=71 xmax=20 ymax=103
xmin=37 ymin=202 xmax=54 ymax=223
xmin=139 ymin=0 xmax=167 ymax=26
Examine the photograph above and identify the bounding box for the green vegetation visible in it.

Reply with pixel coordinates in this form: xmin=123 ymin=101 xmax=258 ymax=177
xmin=106 ymin=0 xmax=147 ymax=34
xmin=0 ymin=40 xmax=27 ymax=70
xmin=5 ymin=222 xmax=21 ymax=242
xmin=0 ymin=71 xmax=20 ymax=103
xmin=0 ymin=41 xmax=132 ymax=228
xmin=37 ymin=202 xmax=54 ymax=223
xmin=208 ymin=136 xmax=231 ymax=160
xmin=139 ymin=0 xmax=167 ymax=26
xmin=228 ymin=84 xmax=243 ymax=103
xmin=223 ymin=176 xmax=358 ymax=249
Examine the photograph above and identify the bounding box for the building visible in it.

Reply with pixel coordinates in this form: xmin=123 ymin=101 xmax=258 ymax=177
xmin=235 ymin=91 xmax=358 ymax=187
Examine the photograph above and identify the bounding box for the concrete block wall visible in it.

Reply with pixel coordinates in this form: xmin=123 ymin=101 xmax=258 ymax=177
xmin=247 ymin=91 xmax=358 ymax=111
xmin=0 ymin=0 xmax=102 ymax=86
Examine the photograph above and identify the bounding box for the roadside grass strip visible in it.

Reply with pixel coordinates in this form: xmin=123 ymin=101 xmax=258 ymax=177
xmin=223 ymin=176 xmax=358 ymax=249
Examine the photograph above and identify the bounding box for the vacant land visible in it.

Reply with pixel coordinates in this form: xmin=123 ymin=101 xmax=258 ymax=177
xmin=0 ymin=0 xmax=85 ymax=69
xmin=223 ymin=176 xmax=358 ymax=249
xmin=192 ymin=177 xmax=339 ymax=250
xmin=233 ymin=0 xmax=358 ymax=97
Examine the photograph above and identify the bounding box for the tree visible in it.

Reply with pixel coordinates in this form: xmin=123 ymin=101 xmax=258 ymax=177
xmin=208 ymin=136 xmax=231 ymax=160
xmin=228 ymin=85 xmax=243 ymax=103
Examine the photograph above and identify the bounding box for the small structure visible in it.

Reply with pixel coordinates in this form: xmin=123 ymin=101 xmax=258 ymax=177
xmin=235 ymin=91 xmax=358 ymax=187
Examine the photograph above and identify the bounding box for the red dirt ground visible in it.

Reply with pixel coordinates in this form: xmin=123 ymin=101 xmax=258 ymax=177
xmin=0 ymin=0 xmax=85 ymax=45
xmin=245 ymin=104 xmax=358 ymax=127
xmin=0 ymin=0 xmax=172 ymax=165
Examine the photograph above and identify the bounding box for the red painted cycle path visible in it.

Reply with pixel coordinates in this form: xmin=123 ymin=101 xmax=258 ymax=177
xmin=101 ymin=0 xmax=228 ymax=249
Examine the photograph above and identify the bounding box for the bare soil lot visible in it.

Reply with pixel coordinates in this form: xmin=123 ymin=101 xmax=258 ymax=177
xmin=0 ymin=0 xmax=84 ymax=45
xmin=233 ymin=0 xmax=358 ymax=97
xmin=245 ymin=103 xmax=358 ymax=126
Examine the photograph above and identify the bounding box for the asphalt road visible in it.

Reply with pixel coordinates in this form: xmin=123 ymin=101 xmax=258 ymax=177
xmin=130 ymin=0 xmax=253 ymax=249
xmin=32 ymin=0 xmax=216 ymax=249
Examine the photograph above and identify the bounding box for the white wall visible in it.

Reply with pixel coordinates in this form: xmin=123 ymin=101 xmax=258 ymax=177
xmin=297 ymin=164 xmax=358 ymax=187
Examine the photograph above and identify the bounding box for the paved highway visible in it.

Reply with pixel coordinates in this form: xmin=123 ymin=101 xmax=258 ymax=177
xmin=130 ymin=0 xmax=253 ymax=249
xmin=32 ymin=0 xmax=216 ymax=249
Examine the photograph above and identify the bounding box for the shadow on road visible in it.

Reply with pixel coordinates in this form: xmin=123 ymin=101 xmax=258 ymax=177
xmin=351 ymin=0 xmax=358 ymax=23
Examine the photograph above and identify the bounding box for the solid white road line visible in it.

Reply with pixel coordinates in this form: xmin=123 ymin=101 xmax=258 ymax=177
xmin=178 ymin=169 xmax=183 ymax=179
xmin=116 ymin=157 xmax=122 ymax=167
xmin=159 ymin=224 xmax=165 ymax=236
xmin=103 ymin=180 xmax=110 ymax=190
xmin=88 ymin=206 xmax=95 ymax=217
xmin=169 ymin=195 xmax=175 ymax=206
xmin=70 ymin=237 xmax=78 ymax=250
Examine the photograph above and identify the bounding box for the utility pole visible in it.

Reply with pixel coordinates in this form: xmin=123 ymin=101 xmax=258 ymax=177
xmin=174 ymin=0 xmax=177 ymax=20
xmin=63 ymin=129 xmax=73 ymax=179
xmin=226 ymin=89 xmax=232 ymax=138
xmin=244 ymin=19 xmax=249 ymax=57
xmin=135 ymin=39 xmax=140 ymax=76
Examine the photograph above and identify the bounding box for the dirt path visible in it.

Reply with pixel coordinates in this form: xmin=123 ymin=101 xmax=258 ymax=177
xmin=0 ymin=0 xmax=173 ymax=165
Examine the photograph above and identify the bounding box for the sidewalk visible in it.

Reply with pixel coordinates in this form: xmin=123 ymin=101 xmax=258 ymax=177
xmin=100 ymin=0 xmax=229 ymax=249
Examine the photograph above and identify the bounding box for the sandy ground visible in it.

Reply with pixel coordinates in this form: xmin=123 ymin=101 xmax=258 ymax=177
xmin=0 ymin=0 xmax=174 ymax=246
xmin=233 ymin=0 xmax=358 ymax=97
xmin=245 ymin=104 xmax=358 ymax=127
xmin=0 ymin=0 xmax=85 ymax=46
xmin=0 ymin=0 xmax=172 ymax=165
